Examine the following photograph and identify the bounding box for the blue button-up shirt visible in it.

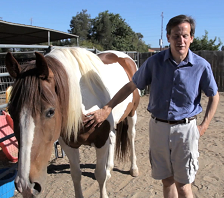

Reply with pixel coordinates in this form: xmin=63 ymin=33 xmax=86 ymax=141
xmin=132 ymin=49 xmax=218 ymax=121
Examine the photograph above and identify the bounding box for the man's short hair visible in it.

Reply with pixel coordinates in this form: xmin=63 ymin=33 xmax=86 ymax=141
xmin=166 ymin=15 xmax=196 ymax=37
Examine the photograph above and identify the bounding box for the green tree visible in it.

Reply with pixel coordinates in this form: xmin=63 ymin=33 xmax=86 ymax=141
xmin=136 ymin=33 xmax=144 ymax=40
xmin=68 ymin=9 xmax=91 ymax=42
xmin=90 ymin=11 xmax=113 ymax=49
xmin=109 ymin=12 xmax=138 ymax=51
xmin=190 ymin=30 xmax=222 ymax=51
xmin=80 ymin=40 xmax=104 ymax=51
xmin=90 ymin=11 xmax=149 ymax=51
xmin=68 ymin=10 xmax=149 ymax=52
xmin=135 ymin=33 xmax=150 ymax=52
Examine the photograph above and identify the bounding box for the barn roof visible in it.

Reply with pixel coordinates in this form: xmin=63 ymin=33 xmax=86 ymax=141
xmin=0 ymin=20 xmax=78 ymax=45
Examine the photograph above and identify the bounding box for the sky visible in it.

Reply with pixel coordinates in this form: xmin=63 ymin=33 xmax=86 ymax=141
xmin=1 ymin=0 xmax=224 ymax=48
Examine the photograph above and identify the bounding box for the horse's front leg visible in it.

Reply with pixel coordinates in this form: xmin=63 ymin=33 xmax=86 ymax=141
xmin=127 ymin=112 xmax=139 ymax=177
xmin=95 ymin=131 xmax=115 ymax=198
xmin=107 ymin=131 xmax=116 ymax=179
xmin=58 ymin=137 xmax=83 ymax=198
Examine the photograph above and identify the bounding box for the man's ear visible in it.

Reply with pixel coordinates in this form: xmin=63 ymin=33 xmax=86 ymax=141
xmin=167 ymin=34 xmax=170 ymax=43
xmin=190 ymin=36 xmax=194 ymax=43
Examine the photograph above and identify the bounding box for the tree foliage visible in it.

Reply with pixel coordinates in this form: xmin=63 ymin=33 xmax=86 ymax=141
xmin=68 ymin=10 xmax=149 ymax=52
xmin=68 ymin=9 xmax=91 ymax=42
xmin=90 ymin=11 xmax=113 ymax=49
xmin=190 ymin=30 xmax=222 ymax=51
xmin=78 ymin=40 xmax=104 ymax=51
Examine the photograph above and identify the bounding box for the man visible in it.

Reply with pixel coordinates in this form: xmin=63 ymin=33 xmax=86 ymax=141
xmin=84 ymin=15 xmax=219 ymax=198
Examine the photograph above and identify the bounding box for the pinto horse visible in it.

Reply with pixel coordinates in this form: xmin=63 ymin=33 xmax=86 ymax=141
xmin=5 ymin=47 xmax=140 ymax=198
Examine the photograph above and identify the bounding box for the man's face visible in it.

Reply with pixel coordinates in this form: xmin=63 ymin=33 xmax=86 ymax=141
xmin=167 ymin=22 xmax=194 ymax=60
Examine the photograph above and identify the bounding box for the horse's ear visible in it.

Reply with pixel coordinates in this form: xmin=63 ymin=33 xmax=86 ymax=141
xmin=5 ymin=52 xmax=21 ymax=79
xmin=35 ymin=52 xmax=49 ymax=79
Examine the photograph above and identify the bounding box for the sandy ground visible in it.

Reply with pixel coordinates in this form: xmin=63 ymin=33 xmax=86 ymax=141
xmin=9 ymin=92 xmax=224 ymax=197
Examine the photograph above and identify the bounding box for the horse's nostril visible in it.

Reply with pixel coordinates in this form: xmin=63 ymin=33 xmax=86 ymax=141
xmin=31 ymin=182 xmax=42 ymax=196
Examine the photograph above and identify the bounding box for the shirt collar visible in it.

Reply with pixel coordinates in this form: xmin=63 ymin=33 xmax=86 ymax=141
xmin=164 ymin=48 xmax=171 ymax=62
xmin=164 ymin=48 xmax=195 ymax=66
xmin=187 ymin=49 xmax=195 ymax=65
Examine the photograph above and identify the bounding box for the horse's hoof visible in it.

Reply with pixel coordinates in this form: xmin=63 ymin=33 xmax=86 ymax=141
xmin=130 ymin=168 xmax=139 ymax=177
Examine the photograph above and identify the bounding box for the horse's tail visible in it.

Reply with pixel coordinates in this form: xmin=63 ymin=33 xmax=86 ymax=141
xmin=115 ymin=118 xmax=130 ymax=161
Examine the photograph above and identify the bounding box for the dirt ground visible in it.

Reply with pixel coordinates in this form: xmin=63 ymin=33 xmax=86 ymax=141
xmin=10 ymin=92 xmax=224 ymax=198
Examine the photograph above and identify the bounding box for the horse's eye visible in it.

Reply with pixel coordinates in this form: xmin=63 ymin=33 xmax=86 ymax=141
xmin=46 ymin=108 xmax=55 ymax=118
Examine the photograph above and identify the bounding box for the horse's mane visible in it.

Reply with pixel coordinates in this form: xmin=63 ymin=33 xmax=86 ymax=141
xmin=9 ymin=48 xmax=108 ymax=143
xmin=8 ymin=59 xmax=70 ymax=140
xmin=8 ymin=62 xmax=42 ymax=119
xmin=46 ymin=47 xmax=108 ymax=142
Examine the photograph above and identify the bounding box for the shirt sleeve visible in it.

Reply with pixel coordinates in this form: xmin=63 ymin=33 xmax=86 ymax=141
xmin=200 ymin=63 xmax=218 ymax=97
xmin=132 ymin=57 xmax=152 ymax=90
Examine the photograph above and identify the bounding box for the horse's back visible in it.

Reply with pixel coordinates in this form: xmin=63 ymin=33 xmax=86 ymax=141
xmin=98 ymin=50 xmax=137 ymax=80
xmin=97 ymin=51 xmax=138 ymax=126
xmin=47 ymin=48 xmax=138 ymax=128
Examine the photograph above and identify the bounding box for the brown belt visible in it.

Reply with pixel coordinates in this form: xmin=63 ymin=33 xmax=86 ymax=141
xmin=151 ymin=115 xmax=197 ymax=124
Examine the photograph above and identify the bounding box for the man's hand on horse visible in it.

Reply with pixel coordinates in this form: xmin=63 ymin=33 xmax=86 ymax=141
xmin=83 ymin=107 xmax=112 ymax=129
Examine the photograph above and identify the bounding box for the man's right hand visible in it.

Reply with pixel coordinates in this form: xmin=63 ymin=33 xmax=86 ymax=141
xmin=83 ymin=106 xmax=112 ymax=129
xmin=83 ymin=81 xmax=137 ymax=129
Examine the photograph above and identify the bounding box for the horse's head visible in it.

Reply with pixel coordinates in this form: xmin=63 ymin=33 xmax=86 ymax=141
xmin=5 ymin=52 xmax=69 ymax=197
